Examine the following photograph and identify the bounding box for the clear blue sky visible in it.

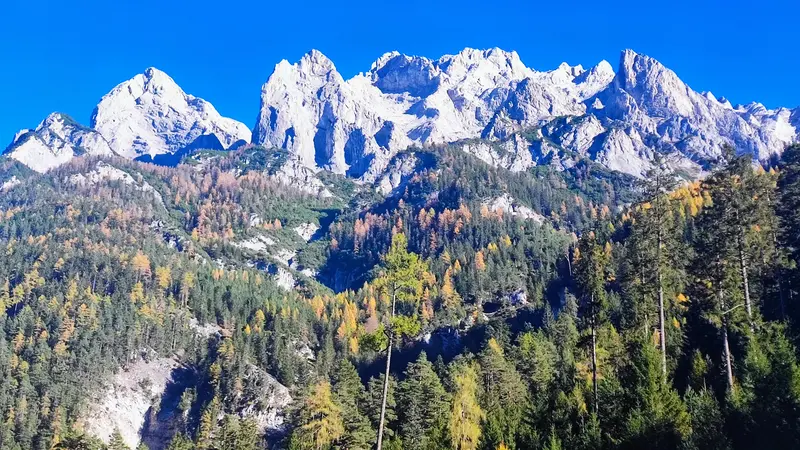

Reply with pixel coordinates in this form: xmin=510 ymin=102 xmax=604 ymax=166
xmin=2 ymin=0 xmax=798 ymax=144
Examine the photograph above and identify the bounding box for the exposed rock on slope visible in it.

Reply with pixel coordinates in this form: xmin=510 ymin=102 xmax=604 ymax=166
xmin=80 ymin=356 xmax=180 ymax=450
xmin=4 ymin=113 xmax=114 ymax=173
xmin=91 ymin=67 xmax=251 ymax=160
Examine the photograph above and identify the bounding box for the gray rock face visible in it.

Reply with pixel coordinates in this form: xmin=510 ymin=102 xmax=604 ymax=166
xmin=254 ymin=48 xmax=616 ymax=177
xmin=592 ymin=50 xmax=798 ymax=170
xmin=5 ymin=68 xmax=250 ymax=173
xmin=6 ymin=48 xmax=798 ymax=181
xmin=92 ymin=67 xmax=251 ymax=159
xmin=255 ymin=47 xmax=798 ymax=179
xmin=4 ymin=113 xmax=114 ymax=173
xmin=228 ymin=363 xmax=292 ymax=435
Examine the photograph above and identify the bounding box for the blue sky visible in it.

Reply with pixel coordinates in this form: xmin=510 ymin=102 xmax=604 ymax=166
xmin=1 ymin=0 xmax=798 ymax=143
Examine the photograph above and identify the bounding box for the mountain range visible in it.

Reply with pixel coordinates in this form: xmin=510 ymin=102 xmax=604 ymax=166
xmin=5 ymin=48 xmax=799 ymax=177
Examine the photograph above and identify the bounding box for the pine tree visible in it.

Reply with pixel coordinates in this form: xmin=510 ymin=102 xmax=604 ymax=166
xmin=366 ymin=375 xmax=397 ymax=437
xmin=331 ymin=360 xmax=374 ymax=450
xmin=397 ymin=353 xmax=449 ymax=450
xmin=108 ymin=429 xmax=130 ymax=450
xmin=574 ymin=232 xmax=609 ymax=410
xmin=693 ymin=147 xmax=767 ymax=391
xmin=629 ymin=154 xmax=681 ymax=378
xmin=478 ymin=339 xmax=527 ymax=449
xmin=617 ymin=339 xmax=691 ymax=449
xmin=684 ymin=388 xmax=730 ymax=450
xmin=166 ymin=434 xmax=195 ymax=450
xmin=777 ymin=144 xmax=800 ymax=319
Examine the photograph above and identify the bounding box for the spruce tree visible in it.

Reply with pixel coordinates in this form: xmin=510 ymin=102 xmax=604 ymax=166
xmin=396 ymin=353 xmax=449 ymax=450
xmin=629 ymin=154 xmax=681 ymax=378
xmin=331 ymin=360 xmax=374 ymax=450
xmin=574 ymin=232 xmax=609 ymax=410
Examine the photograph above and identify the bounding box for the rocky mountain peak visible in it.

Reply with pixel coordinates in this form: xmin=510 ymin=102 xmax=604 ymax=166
xmin=91 ymin=67 xmax=251 ymax=159
xmin=5 ymin=46 xmax=798 ymax=182
xmin=297 ymin=49 xmax=338 ymax=76
xmin=4 ymin=112 xmax=113 ymax=173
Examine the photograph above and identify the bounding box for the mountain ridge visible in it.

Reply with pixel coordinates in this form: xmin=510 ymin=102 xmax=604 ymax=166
xmin=4 ymin=47 xmax=798 ymax=178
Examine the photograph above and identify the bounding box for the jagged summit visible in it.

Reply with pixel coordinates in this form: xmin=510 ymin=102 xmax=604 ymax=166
xmin=92 ymin=67 xmax=251 ymax=160
xmin=4 ymin=112 xmax=114 ymax=173
xmin=4 ymin=67 xmax=251 ymax=173
xmin=4 ymin=47 xmax=799 ymax=178
xmin=254 ymin=47 xmax=619 ymax=177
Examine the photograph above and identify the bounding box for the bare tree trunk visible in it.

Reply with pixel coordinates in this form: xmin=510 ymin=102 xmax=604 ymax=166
xmin=720 ymin=287 xmax=734 ymax=391
xmin=737 ymin=230 xmax=754 ymax=331
xmin=566 ymin=248 xmax=573 ymax=278
xmin=638 ymin=248 xmax=649 ymax=337
xmin=657 ymin=221 xmax=667 ymax=380
xmin=658 ymin=273 xmax=667 ymax=379
xmin=591 ymin=294 xmax=598 ymax=412
xmin=722 ymin=318 xmax=734 ymax=392
xmin=376 ymin=289 xmax=397 ymax=450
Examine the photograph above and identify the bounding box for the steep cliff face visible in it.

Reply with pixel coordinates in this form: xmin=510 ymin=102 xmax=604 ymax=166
xmin=254 ymin=48 xmax=798 ymax=178
xmin=253 ymin=48 xmax=618 ymax=177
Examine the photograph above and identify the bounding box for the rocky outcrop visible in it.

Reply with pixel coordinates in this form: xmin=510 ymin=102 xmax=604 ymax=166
xmin=224 ymin=363 xmax=292 ymax=436
xmin=80 ymin=355 xmax=181 ymax=450
xmin=483 ymin=193 xmax=545 ymax=224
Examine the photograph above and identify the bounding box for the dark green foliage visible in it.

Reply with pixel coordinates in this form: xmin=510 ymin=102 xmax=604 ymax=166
xmin=396 ymin=353 xmax=450 ymax=450
xmin=1 ymin=138 xmax=800 ymax=450
xmin=331 ymin=360 xmax=374 ymax=449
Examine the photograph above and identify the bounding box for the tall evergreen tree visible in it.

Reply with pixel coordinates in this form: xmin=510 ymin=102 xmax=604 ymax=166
xmin=630 ymin=154 xmax=680 ymax=378
xmin=574 ymin=232 xmax=609 ymax=410
xmin=330 ymin=360 xmax=374 ymax=450
xmin=397 ymin=353 xmax=449 ymax=450
xmin=776 ymin=144 xmax=800 ymax=320
xmin=478 ymin=339 xmax=528 ymax=449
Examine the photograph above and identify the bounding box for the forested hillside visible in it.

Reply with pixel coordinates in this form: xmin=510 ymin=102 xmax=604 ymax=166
xmin=0 ymin=142 xmax=799 ymax=450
